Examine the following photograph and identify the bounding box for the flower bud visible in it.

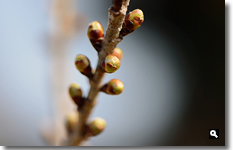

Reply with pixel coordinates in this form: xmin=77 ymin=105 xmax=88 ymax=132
xmin=87 ymin=21 xmax=104 ymax=52
xmin=87 ymin=117 xmax=106 ymax=136
xmin=112 ymin=47 xmax=123 ymax=60
xmin=100 ymin=79 xmax=124 ymax=95
xmin=101 ymin=55 xmax=121 ymax=73
xmin=65 ymin=111 xmax=78 ymax=134
xmin=75 ymin=54 xmax=93 ymax=78
xmin=69 ymin=83 xmax=83 ymax=107
xmin=120 ymin=9 xmax=144 ymax=37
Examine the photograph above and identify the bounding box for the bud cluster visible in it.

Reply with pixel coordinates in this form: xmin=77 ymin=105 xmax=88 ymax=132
xmin=67 ymin=6 xmax=144 ymax=141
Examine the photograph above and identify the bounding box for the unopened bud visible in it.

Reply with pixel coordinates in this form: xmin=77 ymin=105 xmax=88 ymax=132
xmin=65 ymin=111 xmax=78 ymax=134
xmin=87 ymin=117 xmax=106 ymax=136
xmin=101 ymin=55 xmax=121 ymax=73
xmin=69 ymin=83 xmax=83 ymax=107
xmin=87 ymin=21 xmax=104 ymax=52
xmin=112 ymin=47 xmax=123 ymax=60
xmin=100 ymin=79 xmax=124 ymax=95
xmin=75 ymin=54 xmax=93 ymax=78
xmin=120 ymin=9 xmax=144 ymax=37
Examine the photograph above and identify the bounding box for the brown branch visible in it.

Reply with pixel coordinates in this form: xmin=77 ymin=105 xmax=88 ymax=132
xmin=67 ymin=0 xmax=130 ymax=146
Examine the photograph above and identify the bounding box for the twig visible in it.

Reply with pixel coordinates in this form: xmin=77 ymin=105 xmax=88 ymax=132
xmin=68 ymin=0 xmax=130 ymax=146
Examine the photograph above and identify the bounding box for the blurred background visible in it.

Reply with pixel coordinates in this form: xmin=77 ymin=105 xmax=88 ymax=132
xmin=0 ymin=0 xmax=225 ymax=146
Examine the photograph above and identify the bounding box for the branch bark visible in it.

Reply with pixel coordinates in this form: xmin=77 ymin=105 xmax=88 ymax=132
xmin=67 ymin=0 xmax=130 ymax=146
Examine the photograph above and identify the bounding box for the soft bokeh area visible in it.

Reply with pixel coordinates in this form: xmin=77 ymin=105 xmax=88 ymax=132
xmin=0 ymin=0 xmax=225 ymax=146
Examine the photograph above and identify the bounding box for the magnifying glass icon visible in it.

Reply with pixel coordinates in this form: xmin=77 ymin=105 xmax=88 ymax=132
xmin=210 ymin=130 xmax=218 ymax=138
